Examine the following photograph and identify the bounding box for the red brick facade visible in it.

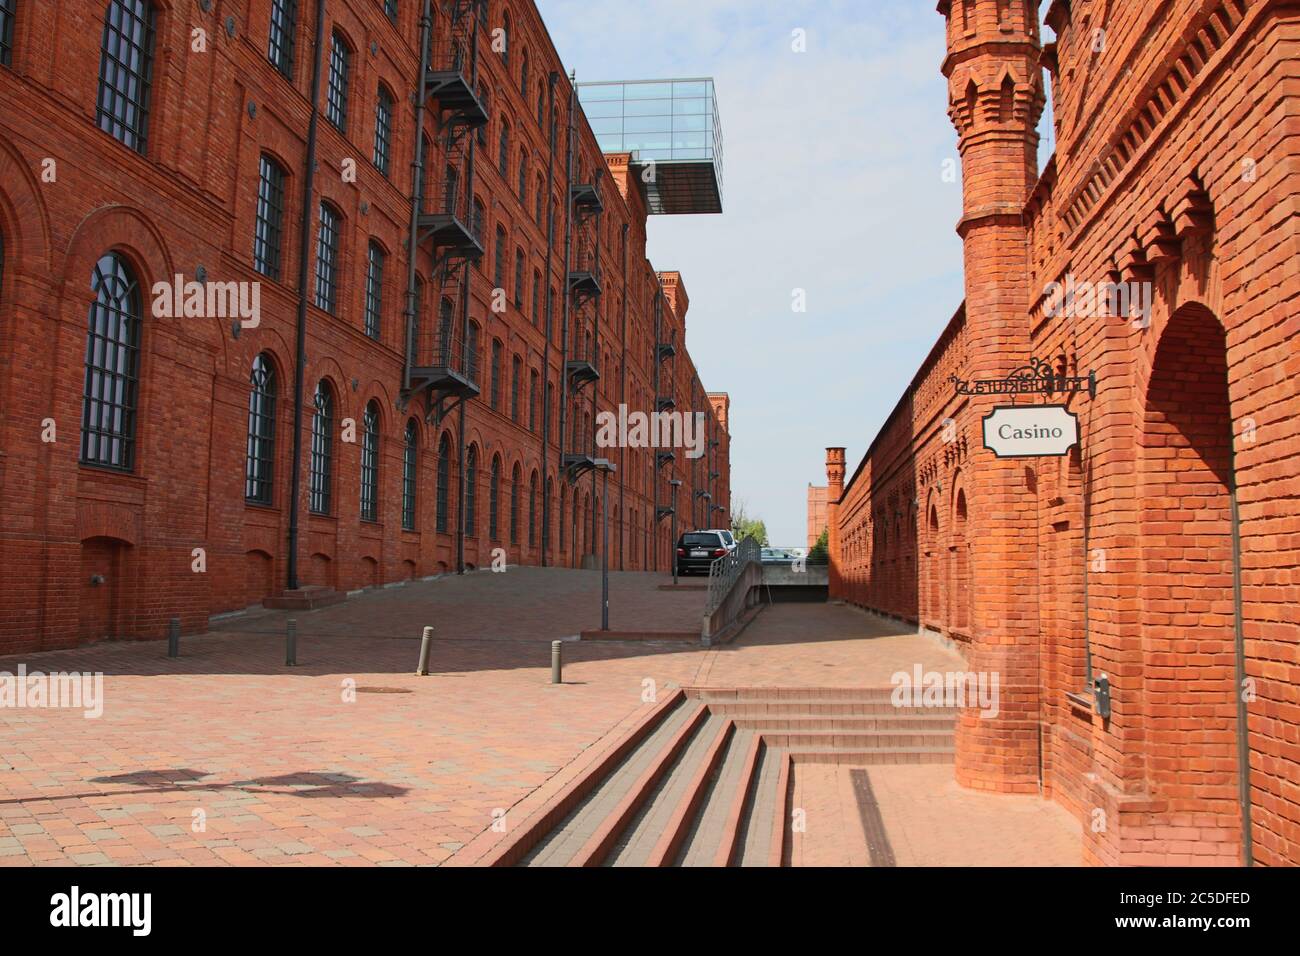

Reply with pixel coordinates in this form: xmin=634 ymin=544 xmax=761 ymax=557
xmin=827 ymin=0 xmax=1299 ymax=866
xmin=806 ymin=484 xmax=827 ymax=550
xmin=0 ymin=1 xmax=729 ymax=653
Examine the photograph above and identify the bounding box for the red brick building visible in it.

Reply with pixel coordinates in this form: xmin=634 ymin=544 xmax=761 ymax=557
xmin=825 ymin=0 xmax=1299 ymax=865
xmin=806 ymin=484 xmax=827 ymax=550
xmin=0 ymin=0 xmax=729 ymax=653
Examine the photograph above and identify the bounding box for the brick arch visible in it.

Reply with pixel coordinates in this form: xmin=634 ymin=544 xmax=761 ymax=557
xmin=1137 ymin=301 xmax=1240 ymax=829
xmin=0 ymin=137 xmax=55 ymax=280
xmin=948 ymin=471 xmax=972 ymax=638
xmin=924 ymin=489 xmax=944 ymax=631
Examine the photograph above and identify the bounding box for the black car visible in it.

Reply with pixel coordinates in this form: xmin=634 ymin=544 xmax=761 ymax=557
xmin=676 ymin=531 xmax=729 ymax=576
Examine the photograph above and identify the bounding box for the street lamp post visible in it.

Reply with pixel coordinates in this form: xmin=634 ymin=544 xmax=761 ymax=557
xmin=594 ymin=459 xmax=616 ymax=631
xmin=669 ymin=479 xmax=682 ymax=586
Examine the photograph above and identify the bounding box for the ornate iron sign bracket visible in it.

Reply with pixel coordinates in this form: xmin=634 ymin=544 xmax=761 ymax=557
xmin=951 ymin=357 xmax=1097 ymax=400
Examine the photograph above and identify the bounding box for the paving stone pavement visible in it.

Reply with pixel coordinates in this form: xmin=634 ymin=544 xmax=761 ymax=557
xmin=0 ymin=574 xmax=1083 ymax=866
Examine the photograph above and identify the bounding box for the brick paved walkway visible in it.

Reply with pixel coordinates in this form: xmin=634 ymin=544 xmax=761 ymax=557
xmin=0 ymin=576 xmax=1082 ymax=866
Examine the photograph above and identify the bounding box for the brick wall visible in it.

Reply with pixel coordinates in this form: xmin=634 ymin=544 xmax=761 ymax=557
xmin=0 ymin=0 xmax=730 ymax=653
xmin=830 ymin=0 xmax=1298 ymax=865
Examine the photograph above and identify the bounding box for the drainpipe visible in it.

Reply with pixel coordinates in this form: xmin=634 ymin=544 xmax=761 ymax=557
xmin=540 ymin=71 xmax=559 ymax=567
xmin=619 ymin=222 xmax=629 ymax=570
xmin=285 ymin=0 xmax=328 ymax=593
xmin=557 ymin=72 xmax=576 ymax=564
xmin=1229 ymin=449 xmax=1254 ymax=866
xmin=403 ymin=0 xmax=435 ymax=393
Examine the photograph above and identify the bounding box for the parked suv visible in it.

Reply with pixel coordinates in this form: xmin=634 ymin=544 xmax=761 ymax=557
xmin=676 ymin=531 xmax=729 ymax=576
xmin=707 ymin=529 xmax=738 ymax=552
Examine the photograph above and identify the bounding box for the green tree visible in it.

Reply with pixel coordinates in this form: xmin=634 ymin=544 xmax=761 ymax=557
xmin=730 ymin=501 xmax=769 ymax=546
xmin=808 ymin=528 xmax=829 ymax=564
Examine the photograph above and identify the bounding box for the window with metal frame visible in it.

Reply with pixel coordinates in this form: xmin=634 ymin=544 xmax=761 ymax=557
xmin=96 ymin=0 xmax=156 ymax=153
xmin=309 ymin=381 xmax=334 ymax=514
xmin=510 ymin=465 xmax=521 ymax=545
xmin=360 ymin=401 xmax=380 ymax=521
xmin=529 ymin=369 xmax=538 ymax=433
xmin=490 ymin=339 xmax=502 ymax=410
xmin=267 ymin=0 xmax=296 ymax=78
xmin=514 ymin=248 xmax=524 ymax=310
xmin=498 ymin=120 xmax=509 ymax=179
xmin=80 ymin=253 xmax=141 ymax=470
xmin=315 ymin=202 xmax=341 ymax=313
xmin=364 ymin=241 xmax=384 ymax=339
xmin=384 ymin=0 xmax=397 ymax=24
xmin=494 ymin=226 xmax=507 ymax=290
xmin=326 ymin=31 xmax=350 ymax=132
xmin=489 ymin=456 xmax=500 ymax=539
xmin=402 ymin=420 xmax=418 ymax=531
xmin=531 ymin=270 xmax=541 ymax=327
xmin=529 ymin=473 xmax=538 ymax=549
xmin=245 ymin=354 xmax=277 ymax=504
xmin=465 ymin=445 xmax=478 ymax=536
xmin=518 ymin=152 xmax=527 ymax=205
xmin=254 ymin=155 xmax=287 ymax=280
xmin=511 ymin=355 xmax=521 ymax=423
xmin=435 ymin=433 xmax=451 ymax=533
xmin=0 ymin=0 xmax=16 ymax=67
xmin=373 ymin=85 xmax=393 ymax=176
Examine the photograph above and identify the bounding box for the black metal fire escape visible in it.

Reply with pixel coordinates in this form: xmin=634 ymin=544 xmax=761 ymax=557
xmin=561 ymin=167 xmax=606 ymax=484
xmin=404 ymin=0 xmax=487 ymax=423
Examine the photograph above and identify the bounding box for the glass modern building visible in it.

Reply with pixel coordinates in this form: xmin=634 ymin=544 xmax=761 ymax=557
xmin=577 ymin=78 xmax=723 ymax=215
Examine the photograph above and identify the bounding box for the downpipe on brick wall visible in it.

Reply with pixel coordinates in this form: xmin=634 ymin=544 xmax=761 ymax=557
xmin=285 ymin=0 xmax=328 ymax=592
xmin=1229 ymin=448 xmax=1254 ymax=866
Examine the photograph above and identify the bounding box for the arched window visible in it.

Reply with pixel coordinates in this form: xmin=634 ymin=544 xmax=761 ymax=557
xmin=314 ymin=201 xmax=341 ymax=313
xmin=373 ymin=84 xmax=394 ymax=176
xmin=494 ymin=225 xmax=507 ymax=289
xmin=529 ymin=471 xmax=538 ymax=549
xmin=536 ymin=83 xmax=545 ymax=129
xmin=518 ymin=150 xmax=528 ymax=205
xmin=467 ymin=321 xmax=481 ymax=383
xmin=520 ymin=50 xmax=529 ymax=98
xmin=498 ymin=119 xmax=510 ymax=178
xmin=501 ymin=11 xmax=511 ymax=66
xmin=254 ymin=154 xmax=288 ymax=280
xmin=96 ymin=0 xmax=157 ymax=153
xmin=510 ymin=463 xmax=521 ymax=545
xmin=463 ymin=444 xmax=479 ymax=536
xmin=80 ymin=254 xmax=142 ymax=470
xmin=384 ymin=0 xmax=398 ymax=24
xmin=490 ymin=338 xmax=503 ymax=410
xmin=360 ymin=400 xmax=380 ymax=521
xmin=438 ymin=296 xmax=455 ymax=364
xmin=544 ymin=476 xmax=553 ymax=550
xmin=513 ymin=247 xmax=524 ymax=309
xmin=326 ymin=30 xmax=351 ymax=131
xmin=489 ymin=455 xmax=501 ymax=539
xmin=402 ymin=419 xmax=418 ymax=531
xmin=511 ymin=354 xmax=521 ymax=422
xmin=472 ymin=197 xmax=486 ymax=244
xmin=267 ymin=0 xmax=296 ymax=78
xmin=436 ymin=432 xmax=452 ymax=533
xmin=245 ymin=354 xmax=277 ymax=504
xmin=364 ymin=240 xmax=384 ymax=339
xmin=309 ymin=381 xmax=334 ymax=514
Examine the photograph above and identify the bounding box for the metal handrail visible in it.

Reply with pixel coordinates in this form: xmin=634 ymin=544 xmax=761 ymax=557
xmin=705 ymin=536 xmax=760 ymax=614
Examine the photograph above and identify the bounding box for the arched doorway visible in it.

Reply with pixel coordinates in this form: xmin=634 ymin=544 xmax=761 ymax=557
xmin=1139 ymin=303 xmax=1242 ymax=832
xmin=949 ymin=483 xmax=971 ymax=638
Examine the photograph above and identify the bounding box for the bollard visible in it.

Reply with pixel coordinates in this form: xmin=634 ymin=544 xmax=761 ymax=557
xmin=167 ymin=618 xmax=180 ymax=658
xmin=551 ymin=640 xmax=562 ymax=685
xmin=286 ymin=618 xmax=298 ymax=667
xmin=415 ymin=626 xmax=433 ymax=676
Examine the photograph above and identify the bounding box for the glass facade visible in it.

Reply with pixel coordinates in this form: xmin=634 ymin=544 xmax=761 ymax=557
xmin=576 ymin=78 xmax=723 ymax=209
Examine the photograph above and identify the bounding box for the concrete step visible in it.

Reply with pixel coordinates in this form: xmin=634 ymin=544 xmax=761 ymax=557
xmin=522 ymin=699 xmax=699 ymax=867
xmin=731 ymin=715 xmax=956 ymax=732
xmin=737 ymin=745 xmax=786 ymax=867
xmin=680 ymin=730 xmax=763 ymax=867
xmin=786 ymin=747 xmax=955 ymax=765
xmin=757 ymin=730 xmax=955 ymax=749
xmin=687 ymin=687 xmax=909 ymax=703
xmin=704 ymin=700 xmax=960 ymax=717
xmin=607 ymin=714 xmax=731 ymax=866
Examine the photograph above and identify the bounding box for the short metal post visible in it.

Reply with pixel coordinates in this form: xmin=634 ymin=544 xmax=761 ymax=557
xmin=551 ymin=640 xmax=562 ymax=685
xmin=286 ymin=619 xmax=298 ymax=667
xmin=416 ymin=626 xmax=433 ymax=676
xmin=167 ymin=618 xmax=180 ymax=658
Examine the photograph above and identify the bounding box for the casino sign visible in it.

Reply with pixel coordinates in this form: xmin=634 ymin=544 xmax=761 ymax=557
xmin=982 ymin=405 xmax=1080 ymax=458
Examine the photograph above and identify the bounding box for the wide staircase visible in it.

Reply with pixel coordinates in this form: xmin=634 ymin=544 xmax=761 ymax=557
xmin=490 ymin=687 xmax=956 ymax=867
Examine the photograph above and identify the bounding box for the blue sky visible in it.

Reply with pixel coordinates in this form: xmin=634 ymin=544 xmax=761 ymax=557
xmin=537 ymin=0 xmax=1054 ymax=545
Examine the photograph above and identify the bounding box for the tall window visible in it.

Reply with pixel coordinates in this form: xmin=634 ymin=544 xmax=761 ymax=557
xmin=254 ymin=155 xmax=287 ymax=280
xmin=489 ymin=456 xmax=500 ymax=539
xmin=514 ymin=248 xmax=524 ymax=310
xmin=364 ymin=241 xmax=384 ymax=339
xmin=535 ymin=176 xmax=544 ymax=225
xmin=501 ymin=12 xmax=510 ymax=66
xmin=529 ymin=473 xmax=538 ymax=549
xmin=438 ymin=297 xmax=454 ymax=365
xmin=531 ymin=270 xmax=540 ymax=327
xmin=96 ymin=0 xmax=156 ymax=153
xmin=467 ymin=322 xmax=480 ymax=383
xmin=490 ymin=339 xmax=503 ymax=410
xmin=518 ymin=151 xmax=527 ymax=205
xmin=498 ymin=121 xmax=509 ymax=179
xmin=309 ymin=381 xmax=334 ymax=514
xmin=510 ymin=464 xmax=521 ymax=545
xmin=536 ymin=84 xmax=545 ymax=129
xmin=0 ymin=0 xmax=16 ymax=67
xmin=314 ymin=202 xmax=341 ymax=313
xmin=465 ymin=445 xmax=478 ymax=536
xmin=267 ymin=0 xmax=296 ymax=78
xmin=435 ymin=433 xmax=452 ymax=533
xmin=494 ymin=226 xmax=507 ymax=290
xmin=80 ymin=254 xmax=141 ymax=470
xmin=511 ymin=355 xmax=521 ymax=423
xmin=326 ymin=31 xmax=350 ymax=132
xmin=520 ymin=51 xmax=529 ymax=99
xmin=373 ymin=85 xmax=393 ymax=176
xmin=402 ymin=420 xmax=418 ymax=531
xmin=384 ymin=0 xmax=398 ymax=23
xmin=245 ymin=354 xmax=277 ymax=504
xmin=529 ymin=370 xmax=538 ymax=432
xmin=360 ymin=401 xmax=379 ymax=521
xmin=472 ymin=197 xmax=486 ymax=243
xmin=544 ymin=477 xmax=553 ymax=549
